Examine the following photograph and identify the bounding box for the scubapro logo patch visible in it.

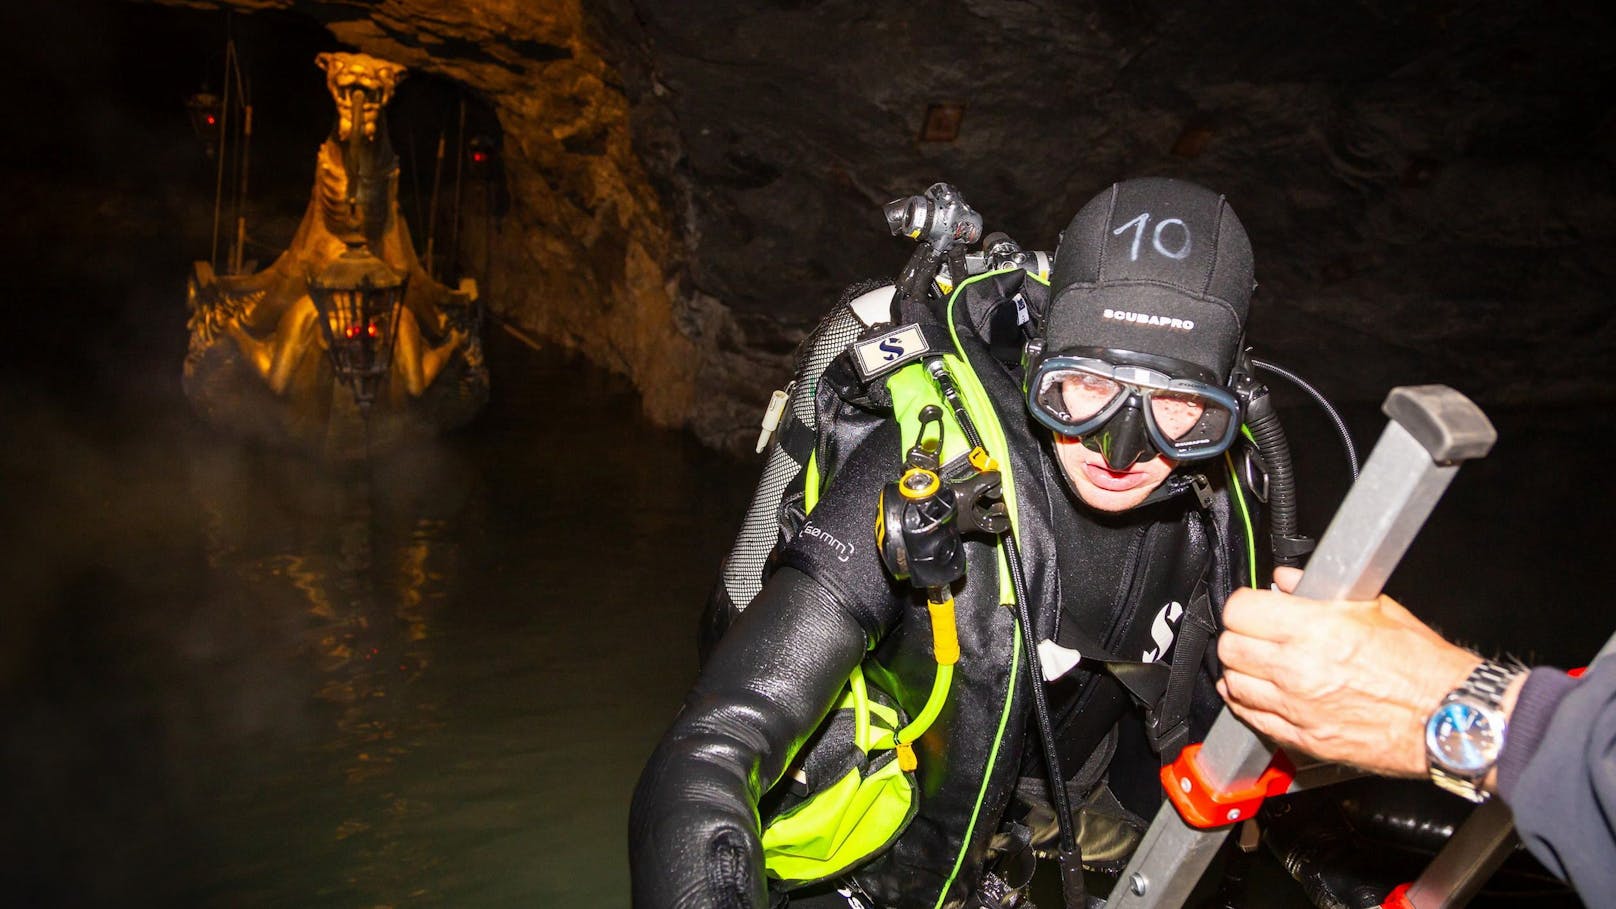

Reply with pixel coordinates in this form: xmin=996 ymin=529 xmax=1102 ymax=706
xmin=1103 ymin=308 xmax=1195 ymax=332
xmin=802 ymin=522 xmax=854 ymax=562
xmin=852 ymin=324 xmax=930 ymax=380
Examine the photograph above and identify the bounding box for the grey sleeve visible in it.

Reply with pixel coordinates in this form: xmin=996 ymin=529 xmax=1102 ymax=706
xmin=1498 ymin=657 xmax=1616 ymax=897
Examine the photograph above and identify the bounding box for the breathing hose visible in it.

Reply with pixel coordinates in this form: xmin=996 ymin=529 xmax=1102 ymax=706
xmin=923 ymin=358 xmax=1088 ymax=904
xmin=1236 ymin=357 xmax=1364 ymax=568
xmin=893 ymin=242 xmax=947 ymax=317
xmin=1237 ymin=377 xmax=1312 ymax=568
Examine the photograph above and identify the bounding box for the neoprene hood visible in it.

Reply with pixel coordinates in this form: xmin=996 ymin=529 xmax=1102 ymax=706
xmin=1045 ymin=177 xmax=1254 ymax=382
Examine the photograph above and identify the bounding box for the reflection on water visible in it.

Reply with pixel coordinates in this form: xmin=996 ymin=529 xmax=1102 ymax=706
xmin=1 ymin=334 xmax=749 ymax=908
xmin=186 ymin=444 xmax=467 ymax=905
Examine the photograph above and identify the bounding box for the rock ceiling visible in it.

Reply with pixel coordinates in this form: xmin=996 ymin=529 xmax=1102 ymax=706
xmin=164 ymin=0 xmax=1614 ymax=450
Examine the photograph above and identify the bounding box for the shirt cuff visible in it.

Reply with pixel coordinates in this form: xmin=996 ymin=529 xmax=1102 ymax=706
xmin=1497 ymin=667 xmax=1580 ymax=799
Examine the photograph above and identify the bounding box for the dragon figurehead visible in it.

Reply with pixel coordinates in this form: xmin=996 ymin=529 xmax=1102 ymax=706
xmin=315 ymin=52 xmax=405 ymax=142
xmin=314 ymin=53 xmax=406 ymax=247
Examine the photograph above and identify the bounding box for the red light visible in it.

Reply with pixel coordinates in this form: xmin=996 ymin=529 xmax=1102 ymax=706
xmin=345 ymin=325 xmax=361 ymax=339
xmin=206 ymin=115 xmax=216 ymax=125
xmin=472 ymin=151 xmax=487 ymax=163
xmin=367 ymin=323 xmax=380 ymax=338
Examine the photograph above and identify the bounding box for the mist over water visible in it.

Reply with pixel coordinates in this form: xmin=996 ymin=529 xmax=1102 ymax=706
xmin=1 ymin=322 xmax=750 ymax=907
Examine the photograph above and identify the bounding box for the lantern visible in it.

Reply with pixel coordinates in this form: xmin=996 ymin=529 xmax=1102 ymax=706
xmin=306 ymin=246 xmax=409 ymax=409
xmin=185 ymin=91 xmax=223 ymax=157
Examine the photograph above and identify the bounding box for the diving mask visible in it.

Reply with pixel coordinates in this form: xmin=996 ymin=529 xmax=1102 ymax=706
xmin=1027 ymin=350 xmax=1241 ymax=465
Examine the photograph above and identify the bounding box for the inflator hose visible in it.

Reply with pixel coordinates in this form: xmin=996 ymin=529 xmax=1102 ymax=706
xmin=1254 ymin=358 xmax=1360 ymax=479
xmin=894 ymin=242 xmax=946 ymax=314
xmin=921 ymin=359 xmax=1086 ymax=907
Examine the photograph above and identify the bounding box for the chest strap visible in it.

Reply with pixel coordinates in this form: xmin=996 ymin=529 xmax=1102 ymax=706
xmin=1145 ymin=589 xmax=1217 ymax=762
xmin=1049 ymin=586 xmax=1217 ymax=763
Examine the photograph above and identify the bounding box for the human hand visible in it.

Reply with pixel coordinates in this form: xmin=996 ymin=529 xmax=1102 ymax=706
xmin=1216 ymin=568 xmax=1482 ymax=778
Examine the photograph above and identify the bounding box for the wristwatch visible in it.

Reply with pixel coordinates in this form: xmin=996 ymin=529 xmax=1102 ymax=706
xmin=1424 ymin=659 xmax=1525 ymax=803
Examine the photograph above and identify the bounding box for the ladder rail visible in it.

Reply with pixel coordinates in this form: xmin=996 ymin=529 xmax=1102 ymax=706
xmin=1110 ymin=386 xmax=1497 ymax=909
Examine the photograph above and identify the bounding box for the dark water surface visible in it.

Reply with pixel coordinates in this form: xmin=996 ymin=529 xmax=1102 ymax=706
xmin=1 ymin=327 xmax=750 ymax=907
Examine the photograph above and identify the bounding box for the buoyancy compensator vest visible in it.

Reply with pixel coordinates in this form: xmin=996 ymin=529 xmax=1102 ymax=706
xmin=693 ymin=184 xmax=1325 ymax=903
xmin=714 ymin=261 xmax=1043 ymax=891
xmin=697 ymin=267 xmax=1242 ymax=897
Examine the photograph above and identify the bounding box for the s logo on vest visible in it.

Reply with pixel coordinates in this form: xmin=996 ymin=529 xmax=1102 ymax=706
xmin=852 ymin=324 xmax=931 ymax=381
xmin=1142 ymin=600 xmax=1185 ymax=662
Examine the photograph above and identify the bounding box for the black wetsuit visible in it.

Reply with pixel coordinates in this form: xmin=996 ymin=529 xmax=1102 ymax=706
xmin=629 ymin=271 xmax=1248 ymax=909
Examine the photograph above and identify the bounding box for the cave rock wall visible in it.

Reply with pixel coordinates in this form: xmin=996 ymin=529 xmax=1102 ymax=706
xmin=174 ymin=0 xmax=1615 ymax=451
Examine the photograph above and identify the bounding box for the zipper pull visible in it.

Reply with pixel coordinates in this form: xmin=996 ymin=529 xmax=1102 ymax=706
xmin=1190 ymin=473 xmax=1214 ymax=509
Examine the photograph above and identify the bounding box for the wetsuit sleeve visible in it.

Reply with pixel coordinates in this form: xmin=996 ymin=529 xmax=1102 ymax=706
xmin=1497 ymin=657 xmax=1616 ymax=899
xmin=629 ymin=567 xmax=872 ymax=909
xmin=775 ymin=424 xmax=907 ymax=639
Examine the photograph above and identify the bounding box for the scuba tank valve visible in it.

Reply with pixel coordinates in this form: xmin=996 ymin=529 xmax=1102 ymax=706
xmin=884 ymin=182 xmax=983 ymax=251
xmin=885 ymin=183 xmax=984 ymax=319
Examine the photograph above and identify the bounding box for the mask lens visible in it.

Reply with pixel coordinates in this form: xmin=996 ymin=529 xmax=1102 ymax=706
xmin=1150 ymin=392 xmax=1207 ymax=441
xmin=1149 ymin=391 xmax=1235 ymax=456
xmin=1029 ymin=356 xmax=1241 ymax=460
xmin=1034 ymin=368 xmax=1122 ymax=428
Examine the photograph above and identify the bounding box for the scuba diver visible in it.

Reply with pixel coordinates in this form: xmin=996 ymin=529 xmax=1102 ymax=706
xmin=630 ymin=177 xmax=1268 ymax=909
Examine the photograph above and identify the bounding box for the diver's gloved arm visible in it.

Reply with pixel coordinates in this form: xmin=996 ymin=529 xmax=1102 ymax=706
xmin=629 ymin=567 xmax=873 ymax=909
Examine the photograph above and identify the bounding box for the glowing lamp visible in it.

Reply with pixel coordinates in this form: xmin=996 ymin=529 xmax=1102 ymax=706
xmin=185 ymin=91 xmax=223 ymax=156
xmin=306 ymin=246 xmax=409 ymax=409
xmin=468 ymin=134 xmax=497 ymax=177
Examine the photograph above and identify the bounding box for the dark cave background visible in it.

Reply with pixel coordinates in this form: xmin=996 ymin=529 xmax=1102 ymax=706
xmin=4 ymin=0 xmax=1612 ymax=445
xmin=3 ymin=0 xmax=1602 ymax=654
xmin=0 ymin=0 xmax=1613 ymax=905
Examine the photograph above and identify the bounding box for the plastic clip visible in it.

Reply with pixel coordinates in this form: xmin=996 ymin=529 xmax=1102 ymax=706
xmin=1159 ymin=744 xmax=1295 ymax=829
xmin=755 ymin=386 xmax=792 ymax=454
xmin=1190 ymin=473 xmax=1215 ymax=509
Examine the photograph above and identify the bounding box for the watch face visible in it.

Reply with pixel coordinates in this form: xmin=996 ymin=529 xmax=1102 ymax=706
xmin=1427 ymin=700 xmax=1503 ymax=774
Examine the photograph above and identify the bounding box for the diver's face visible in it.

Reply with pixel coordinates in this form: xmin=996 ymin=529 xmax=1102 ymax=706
xmin=1053 ymin=433 xmax=1175 ymax=512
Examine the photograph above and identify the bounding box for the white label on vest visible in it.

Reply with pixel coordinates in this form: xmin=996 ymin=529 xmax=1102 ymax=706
xmin=852 ymin=324 xmax=930 ymax=380
xmin=1038 ymin=639 xmax=1084 ymax=682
